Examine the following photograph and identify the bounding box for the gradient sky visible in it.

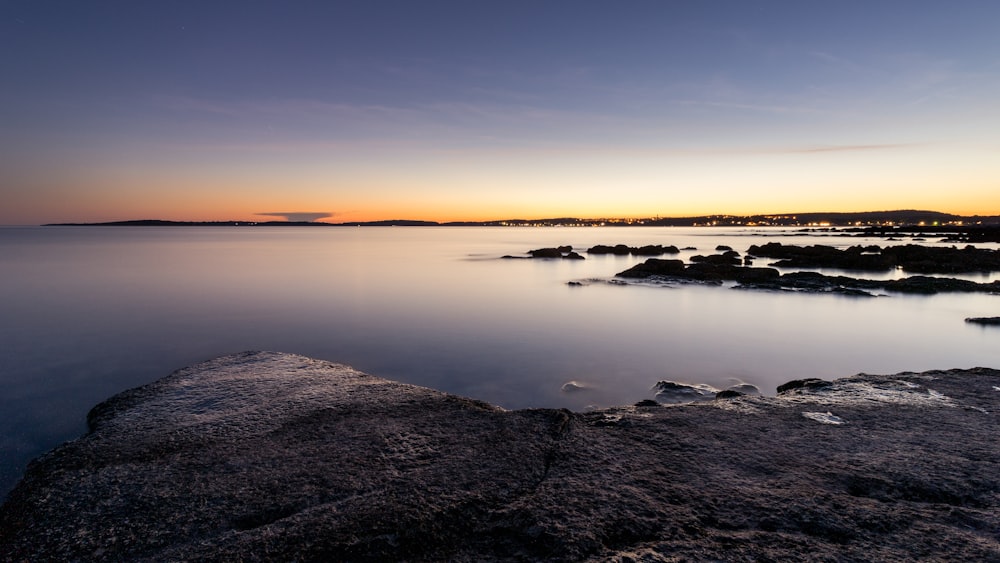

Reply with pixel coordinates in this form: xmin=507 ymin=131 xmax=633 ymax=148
xmin=2 ymin=1 xmax=999 ymax=224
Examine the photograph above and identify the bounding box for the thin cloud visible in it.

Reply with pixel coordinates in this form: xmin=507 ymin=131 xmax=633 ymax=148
xmin=668 ymin=98 xmax=821 ymax=115
xmin=257 ymin=212 xmax=334 ymax=222
xmin=787 ymin=143 xmax=921 ymax=154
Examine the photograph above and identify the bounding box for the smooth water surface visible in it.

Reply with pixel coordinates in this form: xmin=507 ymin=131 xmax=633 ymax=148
xmin=2 ymin=226 xmax=999 ymax=497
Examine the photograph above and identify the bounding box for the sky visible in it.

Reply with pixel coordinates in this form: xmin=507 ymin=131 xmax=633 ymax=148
xmin=1 ymin=0 xmax=999 ymax=224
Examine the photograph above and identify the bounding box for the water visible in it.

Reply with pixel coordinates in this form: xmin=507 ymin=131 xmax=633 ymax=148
xmin=2 ymin=225 xmax=999 ymax=498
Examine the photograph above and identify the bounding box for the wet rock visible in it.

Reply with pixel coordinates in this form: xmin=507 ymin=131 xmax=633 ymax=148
xmin=526 ymin=246 xmax=585 ymax=260
xmin=747 ymin=242 xmax=1000 ymax=274
xmin=529 ymin=247 xmax=566 ymax=258
xmin=652 ymin=381 xmax=718 ymax=403
xmin=588 ymin=244 xmax=634 ymax=255
xmin=726 ymin=383 xmax=761 ymax=395
xmin=884 ymin=276 xmax=994 ymax=294
xmin=690 ymin=250 xmax=741 ymax=265
xmin=777 ymin=378 xmax=834 ymax=393
xmin=3 ymin=354 xmax=999 ymax=561
xmin=616 ymin=258 xmax=685 ymax=278
xmin=634 ymin=244 xmax=680 ymax=256
xmin=587 ymin=244 xmax=680 ymax=256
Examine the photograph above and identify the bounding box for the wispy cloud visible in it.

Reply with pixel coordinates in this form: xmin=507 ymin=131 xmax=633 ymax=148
xmin=257 ymin=212 xmax=334 ymax=222
xmin=667 ymin=98 xmax=820 ymax=115
xmin=786 ymin=143 xmax=921 ymax=154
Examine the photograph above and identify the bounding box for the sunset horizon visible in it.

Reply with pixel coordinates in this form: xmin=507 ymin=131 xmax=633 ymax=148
xmin=3 ymin=2 xmax=998 ymax=226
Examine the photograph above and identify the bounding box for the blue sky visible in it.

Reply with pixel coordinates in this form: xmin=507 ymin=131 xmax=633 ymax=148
xmin=2 ymin=1 xmax=999 ymax=223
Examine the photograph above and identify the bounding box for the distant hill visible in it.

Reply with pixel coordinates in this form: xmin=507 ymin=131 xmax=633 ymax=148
xmin=44 ymin=210 xmax=1000 ymax=228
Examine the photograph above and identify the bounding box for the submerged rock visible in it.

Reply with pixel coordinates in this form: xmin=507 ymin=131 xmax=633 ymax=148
xmin=2 ymin=353 xmax=999 ymax=561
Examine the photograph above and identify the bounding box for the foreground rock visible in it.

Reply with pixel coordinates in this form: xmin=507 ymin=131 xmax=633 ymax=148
xmin=2 ymin=352 xmax=998 ymax=561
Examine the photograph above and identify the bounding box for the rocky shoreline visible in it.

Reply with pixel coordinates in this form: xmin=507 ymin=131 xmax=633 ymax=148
xmin=506 ymin=241 xmax=1000 ymax=298
xmin=1 ymin=352 xmax=997 ymax=561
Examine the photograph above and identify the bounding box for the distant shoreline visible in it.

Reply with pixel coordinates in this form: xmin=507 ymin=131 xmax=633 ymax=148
xmin=41 ymin=209 xmax=1000 ymax=229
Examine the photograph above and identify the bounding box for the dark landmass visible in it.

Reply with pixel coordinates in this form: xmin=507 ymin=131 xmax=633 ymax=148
xmin=44 ymin=219 xmax=441 ymax=227
xmin=42 ymin=209 xmax=1000 ymax=229
xmin=1 ymin=352 xmax=997 ymax=561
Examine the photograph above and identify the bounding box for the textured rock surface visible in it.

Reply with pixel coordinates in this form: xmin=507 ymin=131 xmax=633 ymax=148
xmin=2 ymin=352 xmax=998 ymax=561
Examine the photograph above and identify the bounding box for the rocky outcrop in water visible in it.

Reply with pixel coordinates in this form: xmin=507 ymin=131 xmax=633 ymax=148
xmin=747 ymin=242 xmax=1000 ymax=274
xmin=504 ymin=246 xmax=585 ymax=259
xmin=1 ymin=352 xmax=998 ymax=561
xmin=617 ymin=259 xmax=1000 ymax=296
xmin=587 ymin=244 xmax=680 ymax=256
xmin=966 ymin=317 xmax=1000 ymax=326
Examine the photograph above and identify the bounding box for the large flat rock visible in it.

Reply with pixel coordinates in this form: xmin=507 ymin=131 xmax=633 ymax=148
xmin=1 ymin=351 xmax=998 ymax=561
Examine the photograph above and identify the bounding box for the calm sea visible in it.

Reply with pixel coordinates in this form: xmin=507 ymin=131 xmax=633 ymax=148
xmin=2 ymin=225 xmax=999 ymax=497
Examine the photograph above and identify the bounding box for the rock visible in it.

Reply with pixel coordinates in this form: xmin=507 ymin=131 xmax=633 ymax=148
xmin=561 ymin=380 xmax=590 ymax=392
xmin=2 ymin=353 xmax=999 ymax=561
xmin=588 ymin=244 xmax=633 ymax=255
xmin=615 ymin=258 xmax=685 ymax=278
xmin=529 ymin=246 xmax=577 ymax=258
xmin=725 ymin=383 xmax=761 ymax=396
xmin=529 ymin=247 xmax=565 ymax=258
xmin=966 ymin=317 xmax=1000 ymax=326
xmin=747 ymin=242 xmax=1000 ymax=274
xmin=525 ymin=246 xmax=585 ymax=260
xmin=884 ymin=276 xmax=994 ymax=295
xmin=690 ymin=250 xmax=741 ymax=265
xmin=715 ymin=245 xmax=733 ymax=252
xmin=684 ymin=263 xmax=780 ymax=283
xmin=587 ymin=244 xmax=679 ymax=256
xmin=633 ymin=244 xmax=680 ymax=256
xmin=777 ymin=378 xmax=834 ymax=393
xmin=715 ymin=389 xmax=744 ymax=399
xmin=652 ymin=380 xmax=718 ymax=403
xmin=616 ymin=259 xmax=779 ymax=284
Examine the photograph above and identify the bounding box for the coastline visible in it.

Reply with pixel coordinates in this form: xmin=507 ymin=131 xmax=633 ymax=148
xmin=2 ymin=352 xmax=997 ymax=560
